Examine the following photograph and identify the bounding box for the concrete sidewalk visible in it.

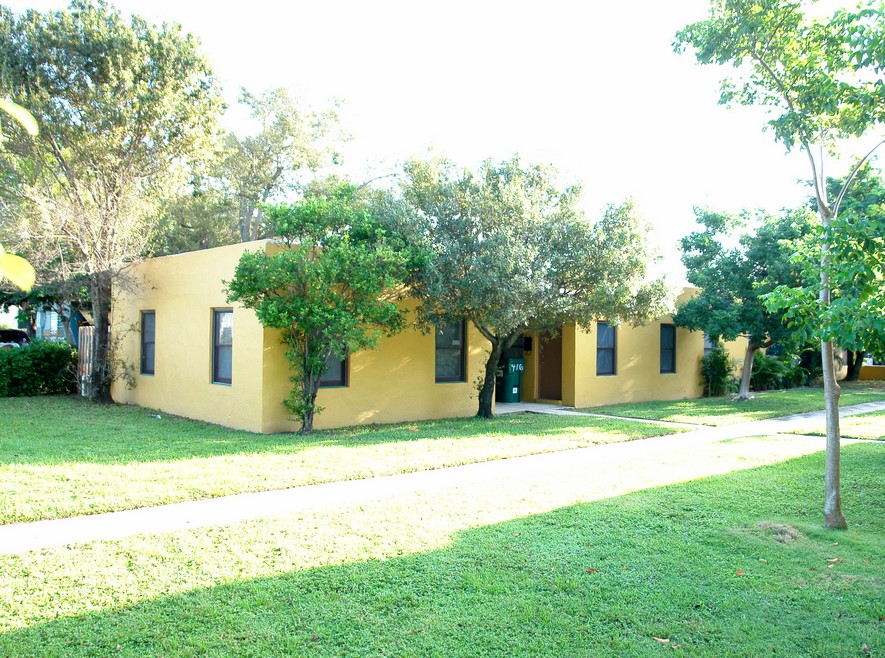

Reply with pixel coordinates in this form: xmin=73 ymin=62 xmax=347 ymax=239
xmin=1 ymin=401 xmax=883 ymax=556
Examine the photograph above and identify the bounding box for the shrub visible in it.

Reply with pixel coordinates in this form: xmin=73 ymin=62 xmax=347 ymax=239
xmin=750 ymin=351 xmax=806 ymax=391
xmin=700 ymin=346 xmax=735 ymax=397
xmin=0 ymin=340 xmax=78 ymax=397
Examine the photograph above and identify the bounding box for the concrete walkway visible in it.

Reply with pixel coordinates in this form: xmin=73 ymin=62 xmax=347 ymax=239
xmin=1 ymin=401 xmax=883 ymax=556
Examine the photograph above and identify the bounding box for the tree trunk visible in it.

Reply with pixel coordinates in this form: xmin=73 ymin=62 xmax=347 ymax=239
xmin=845 ymin=349 xmax=864 ymax=381
xmin=476 ymin=342 xmax=504 ymax=419
xmin=88 ymin=271 xmax=114 ymax=404
xmin=821 ymin=337 xmax=846 ymax=528
xmin=736 ymin=343 xmax=759 ymax=400
xmin=299 ymin=372 xmax=321 ymax=434
xmin=818 ymin=202 xmax=847 ymax=528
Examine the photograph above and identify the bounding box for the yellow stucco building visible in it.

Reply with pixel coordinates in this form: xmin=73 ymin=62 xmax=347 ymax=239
xmin=111 ymin=241 xmax=718 ymax=432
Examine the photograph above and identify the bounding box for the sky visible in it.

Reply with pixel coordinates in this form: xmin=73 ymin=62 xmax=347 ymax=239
xmin=5 ymin=0 xmax=873 ymax=282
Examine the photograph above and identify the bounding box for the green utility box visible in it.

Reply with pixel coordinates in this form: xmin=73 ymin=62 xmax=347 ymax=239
xmin=495 ymin=358 xmax=526 ymax=403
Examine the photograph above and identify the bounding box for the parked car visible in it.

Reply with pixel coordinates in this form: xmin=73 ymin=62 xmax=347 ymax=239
xmin=0 ymin=328 xmax=30 ymax=349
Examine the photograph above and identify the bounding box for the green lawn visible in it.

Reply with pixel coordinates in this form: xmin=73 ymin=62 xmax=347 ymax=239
xmin=582 ymin=387 xmax=885 ymax=426
xmin=0 ymin=443 xmax=881 ymax=657
xmin=0 ymin=396 xmax=683 ymax=524
xmin=790 ymin=410 xmax=885 ymax=440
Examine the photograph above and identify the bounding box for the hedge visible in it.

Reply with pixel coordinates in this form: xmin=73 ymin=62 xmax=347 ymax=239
xmin=0 ymin=340 xmax=78 ymax=397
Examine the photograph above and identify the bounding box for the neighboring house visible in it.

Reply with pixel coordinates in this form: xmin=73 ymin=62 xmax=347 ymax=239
xmin=111 ymin=241 xmax=717 ymax=433
xmin=35 ymin=309 xmax=65 ymax=341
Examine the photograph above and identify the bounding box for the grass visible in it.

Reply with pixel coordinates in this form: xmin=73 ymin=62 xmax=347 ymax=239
xmin=0 ymin=396 xmax=684 ymax=524
xmin=790 ymin=410 xmax=885 ymax=440
xmin=0 ymin=442 xmax=881 ymax=656
xmin=581 ymin=387 xmax=885 ymax=426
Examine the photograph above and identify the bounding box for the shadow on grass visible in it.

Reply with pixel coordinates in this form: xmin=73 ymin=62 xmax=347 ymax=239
xmin=0 ymin=396 xmax=678 ymax=466
xmin=2 ymin=445 xmax=882 ymax=657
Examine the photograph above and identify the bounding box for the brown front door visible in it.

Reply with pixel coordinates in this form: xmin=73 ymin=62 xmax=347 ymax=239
xmin=538 ymin=333 xmax=562 ymax=400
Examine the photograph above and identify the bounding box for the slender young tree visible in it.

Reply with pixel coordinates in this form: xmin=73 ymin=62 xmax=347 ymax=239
xmin=399 ymin=156 xmax=669 ymax=418
xmin=0 ymin=1 xmax=223 ymax=402
xmin=676 ymin=0 xmax=885 ymax=528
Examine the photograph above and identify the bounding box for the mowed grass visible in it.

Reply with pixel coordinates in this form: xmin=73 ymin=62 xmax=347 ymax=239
xmin=791 ymin=410 xmax=885 ymax=440
xmin=0 ymin=396 xmax=683 ymax=524
xmin=582 ymin=387 xmax=885 ymax=426
xmin=0 ymin=443 xmax=881 ymax=657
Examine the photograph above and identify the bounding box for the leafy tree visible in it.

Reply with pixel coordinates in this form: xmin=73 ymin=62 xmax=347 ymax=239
xmin=226 ymin=184 xmax=413 ymax=434
xmin=675 ymin=207 xmax=813 ymax=398
xmin=0 ymin=0 xmax=223 ymax=402
xmin=399 ymin=156 xmax=669 ymax=418
xmin=150 ymin=184 xmax=238 ymax=256
xmin=675 ymin=0 xmax=885 ymax=528
xmin=771 ymin=162 xmax=885 ymax=372
xmin=221 ymin=88 xmax=344 ymax=242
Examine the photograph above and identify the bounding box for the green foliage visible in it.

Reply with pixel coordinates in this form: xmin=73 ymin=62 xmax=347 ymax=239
xmin=764 ymin=163 xmax=885 ymax=361
xmin=750 ymin=351 xmax=801 ymax=391
xmin=0 ymin=341 xmax=76 ymax=397
xmin=700 ymin=345 xmax=736 ymax=397
xmin=674 ymin=0 xmax=885 ymax=154
xmin=222 ymin=88 xmax=345 ymax=242
xmin=398 ymin=155 xmax=669 ymax=416
xmin=226 ymin=184 xmax=413 ymax=433
xmin=0 ymin=0 xmax=224 ymax=401
xmin=676 ymin=207 xmax=813 ymax=347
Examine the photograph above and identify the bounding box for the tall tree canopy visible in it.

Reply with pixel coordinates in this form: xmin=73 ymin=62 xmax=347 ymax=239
xmin=399 ymin=156 xmax=670 ymax=418
xmin=0 ymin=0 xmax=223 ymax=401
xmin=676 ymin=0 xmax=885 ymax=528
xmin=222 ymin=88 xmax=344 ymax=242
xmin=226 ymin=183 xmax=414 ymax=434
xmin=676 ymin=207 xmax=813 ymax=398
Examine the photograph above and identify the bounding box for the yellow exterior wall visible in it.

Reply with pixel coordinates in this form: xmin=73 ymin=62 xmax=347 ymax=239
xmin=262 ymin=300 xmax=487 ymax=432
xmin=112 ymin=241 xmax=487 ymax=433
xmin=569 ymin=319 xmax=706 ymax=408
xmin=111 ymin=241 xmax=271 ymax=432
xmin=859 ymin=365 xmax=885 ymax=381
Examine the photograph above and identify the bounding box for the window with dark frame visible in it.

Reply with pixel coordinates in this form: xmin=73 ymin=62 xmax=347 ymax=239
xmin=319 ymin=353 xmax=348 ymax=387
xmin=212 ymin=309 xmax=233 ymax=385
xmin=140 ymin=310 xmax=155 ymax=375
xmin=703 ymin=333 xmax=717 ymax=356
xmin=660 ymin=324 xmax=676 ymax=373
xmin=435 ymin=320 xmax=466 ymax=382
xmin=596 ymin=321 xmax=616 ymax=376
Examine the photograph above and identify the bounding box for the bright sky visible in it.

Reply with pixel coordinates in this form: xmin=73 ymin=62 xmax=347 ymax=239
xmin=6 ymin=0 xmax=873 ymax=281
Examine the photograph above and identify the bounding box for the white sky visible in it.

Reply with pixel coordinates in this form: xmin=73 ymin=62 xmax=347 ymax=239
xmin=7 ymin=0 xmax=875 ymax=281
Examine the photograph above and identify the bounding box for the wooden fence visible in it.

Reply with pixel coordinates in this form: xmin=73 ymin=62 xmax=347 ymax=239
xmin=77 ymin=325 xmax=94 ymax=397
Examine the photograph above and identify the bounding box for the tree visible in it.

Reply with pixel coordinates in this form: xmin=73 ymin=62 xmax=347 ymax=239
xmin=398 ymin=156 xmax=670 ymax=418
xmin=823 ymin=162 xmax=885 ymax=379
xmin=225 ymin=184 xmax=413 ymax=434
xmin=675 ymin=207 xmax=813 ymax=398
xmin=150 ymin=184 xmax=238 ymax=256
xmin=769 ymin=162 xmax=885 ymax=376
xmin=0 ymin=0 xmax=223 ymax=402
xmin=675 ymin=0 xmax=885 ymax=528
xmin=221 ymin=88 xmax=344 ymax=242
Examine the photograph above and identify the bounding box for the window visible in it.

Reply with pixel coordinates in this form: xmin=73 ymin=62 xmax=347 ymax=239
xmin=212 ymin=309 xmax=233 ymax=384
xmin=596 ymin=321 xmax=616 ymax=375
xmin=140 ymin=310 xmax=155 ymax=375
xmin=435 ymin=320 xmax=466 ymax=382
xmin=703 ymin=333 xmax=717 ymax=356
xmin=320 ymin=353 xmax=348 ymax=387
xmin=660 ymin=324 xmax=676 ymax=373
